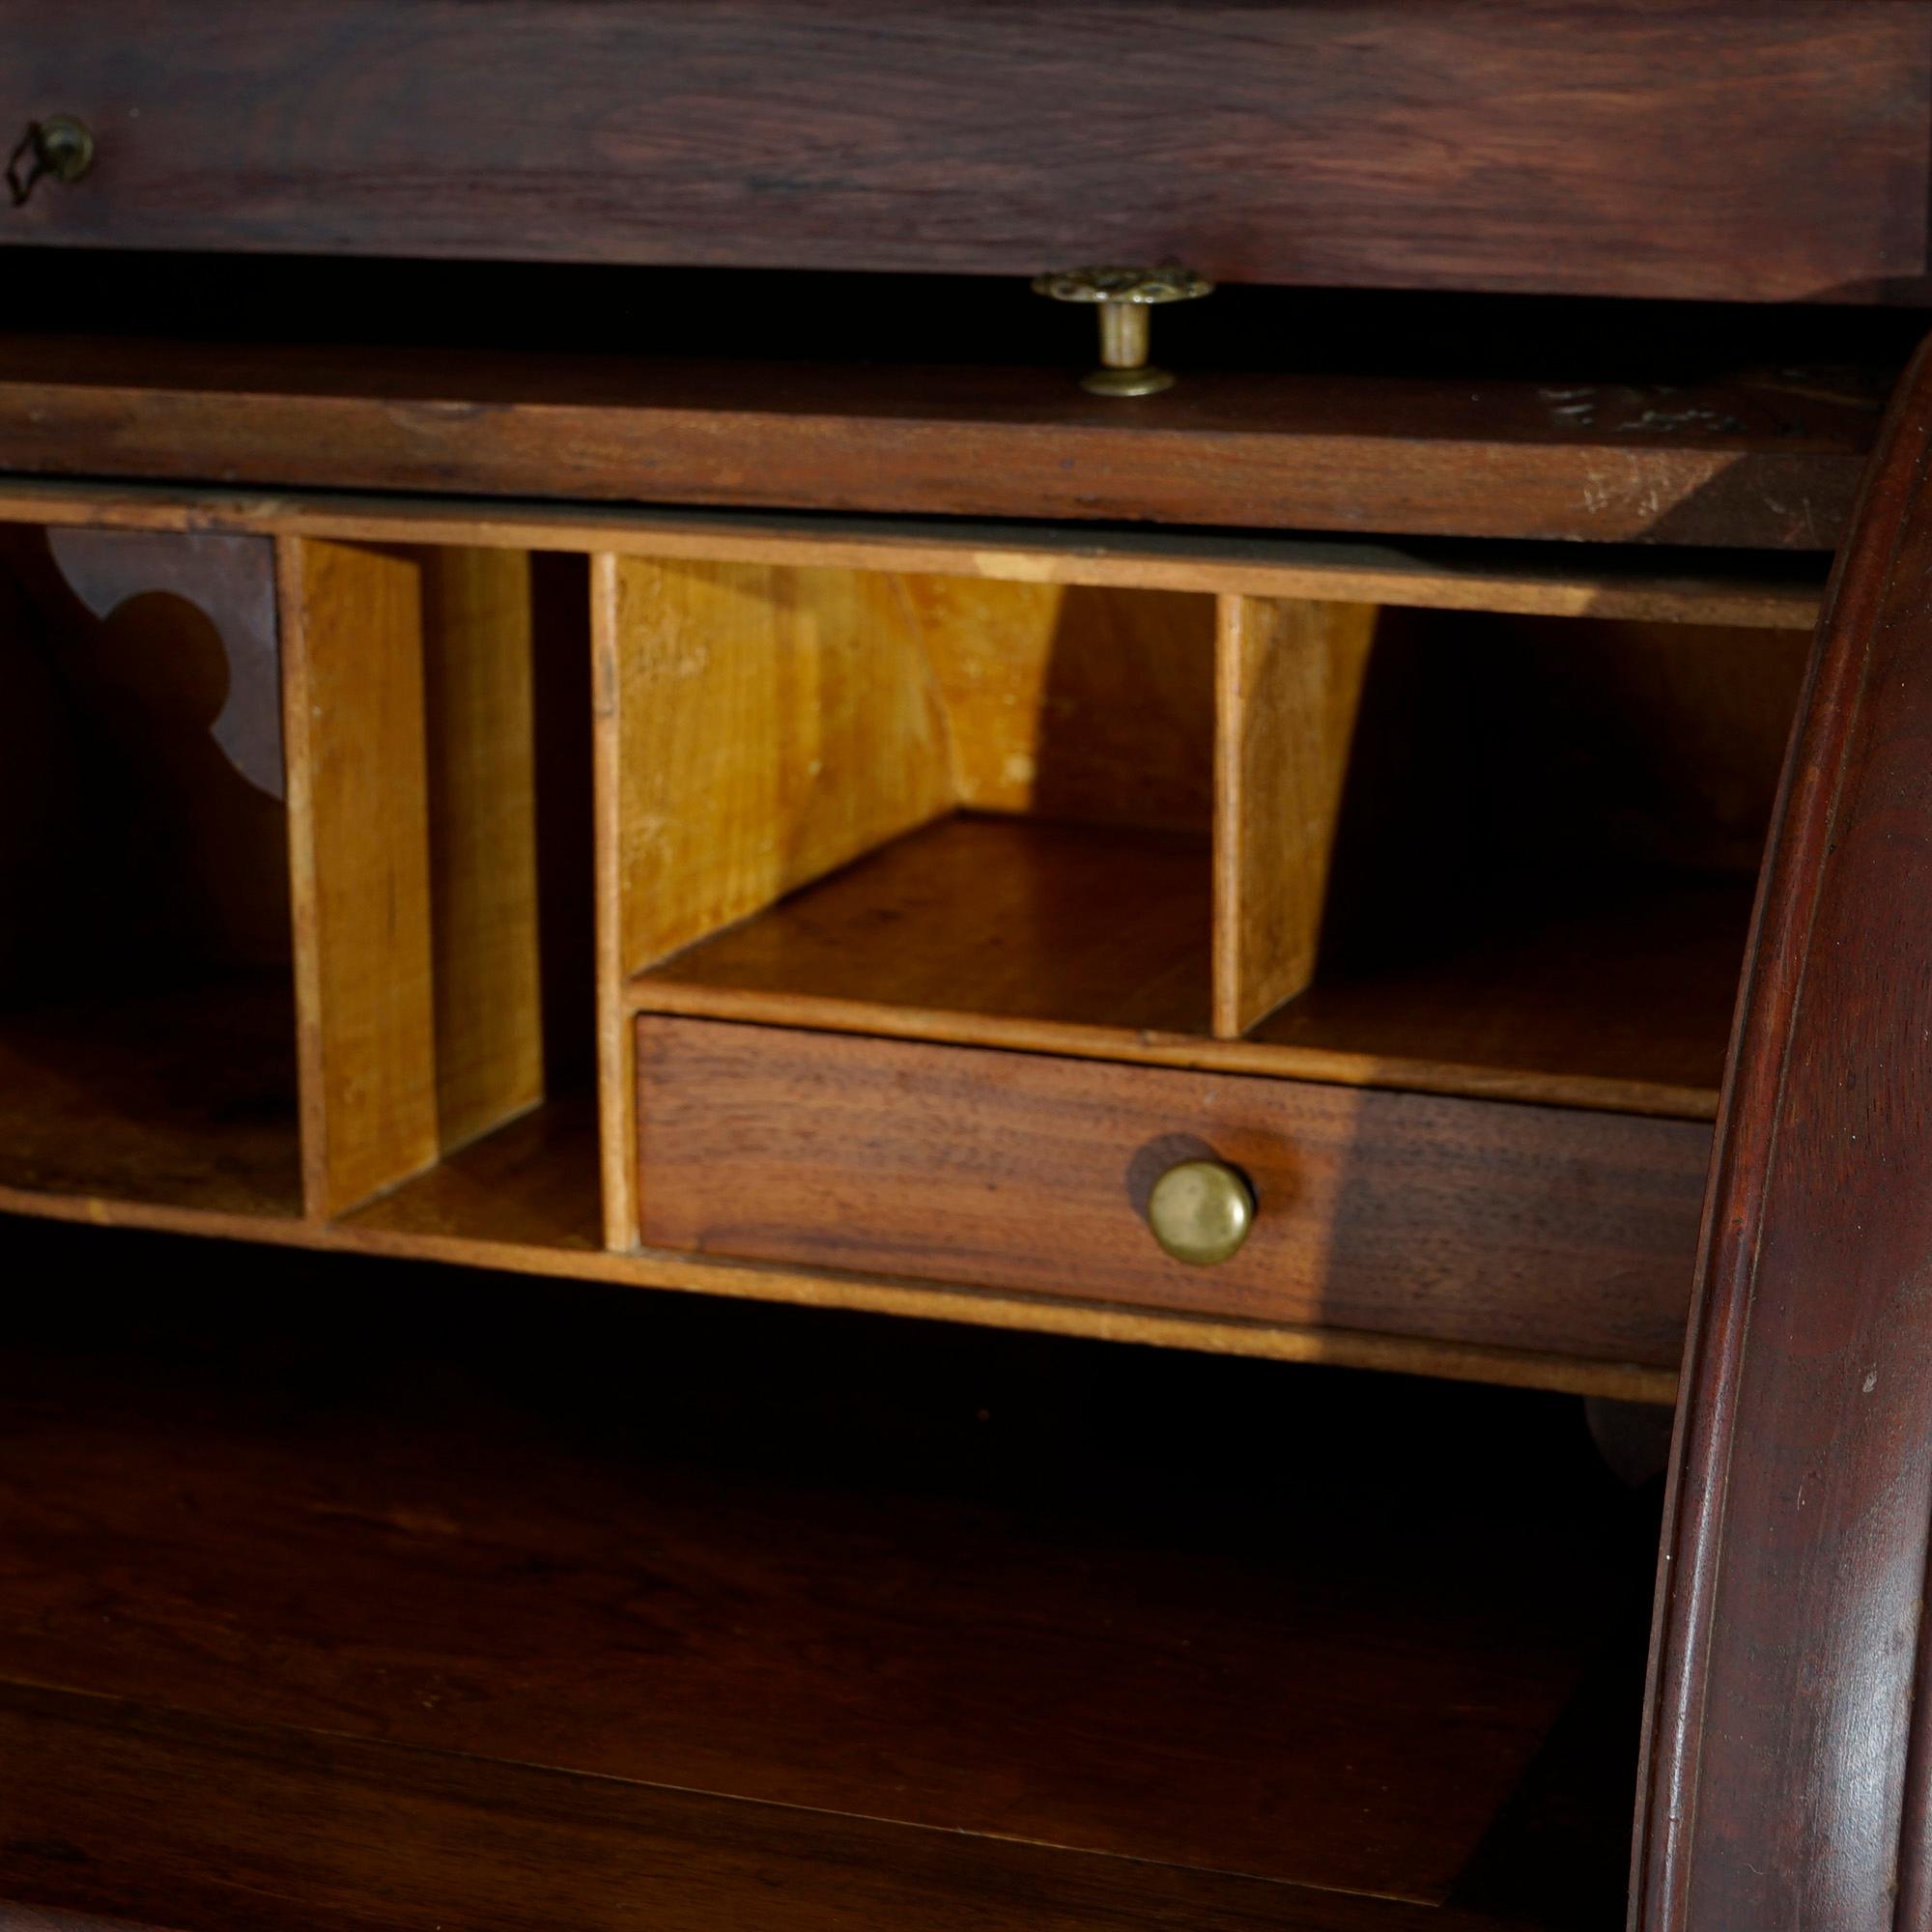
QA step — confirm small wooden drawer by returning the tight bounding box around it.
[636,1014,1708,1369]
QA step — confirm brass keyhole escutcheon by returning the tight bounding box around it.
[1033,264,1213,397]
[8,115,95,209]
[1146,1158,1255,1266]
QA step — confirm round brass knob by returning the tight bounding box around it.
[7,115,95,208]
[1033,264,1213,397]
[1146,1158,1255,1266]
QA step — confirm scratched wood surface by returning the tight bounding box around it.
[0,336,1882,548]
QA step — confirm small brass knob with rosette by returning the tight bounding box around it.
[1033,265,1213,397]
[1146,1158,1255,1266]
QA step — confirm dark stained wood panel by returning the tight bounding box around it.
[3,2,1927,303]
[0,337,1879,548]
[1249,876,1755,1114]
[1636,336,1932,1927]
[0,1238,1646,1913]
[40,526,283,800]
[0,522,292,982]
[0,976,301,1218]
[634,1014,1706,1366]
[0,1685,1526,1932]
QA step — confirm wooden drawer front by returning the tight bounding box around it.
[6,2,1927,303]
[636,1016,1706,1367]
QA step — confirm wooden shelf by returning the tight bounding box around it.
[0,478,1831,630]
[0,972,302,1218]
[339,1093,603,1251]
[0,329,1881,549]
[0,1226,1650,1929]
[637,815,1212,1037]
[1248,869,1754,1115]
[635,813,1747,1118]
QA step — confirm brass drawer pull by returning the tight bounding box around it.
[8,114,95,207]
[1146,1158,1255,1266]
[1034,264,1212,397]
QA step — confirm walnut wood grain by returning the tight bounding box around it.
[0,338,1878,548]
[1244,873,1756,1120]
[634,1014,1705,1367]
[0,1905,179,1932]
[0,1239,1647,1917]
[0,1682,1542,1932]
[633,814,1750,1120]
[1635,334,1932,1927]
[639,816,1212,1040]
[3,1,1926,302]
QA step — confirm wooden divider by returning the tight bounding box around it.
[591,553,639,1250]
[607,557,955,979]
[594,555,960,1247]
[1213,595,1378,1037]
[281,538,567,1220]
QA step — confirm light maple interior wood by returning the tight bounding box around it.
[0,525,302,1215]
[599,557,1222,1247]
[630,581,1808,1119]
[0,502,1808,1402]
[282,537,596,1232]
[607,558,1217,980]
[1215,593,1379,1036]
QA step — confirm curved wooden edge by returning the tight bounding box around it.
[1634,329,1932,1929]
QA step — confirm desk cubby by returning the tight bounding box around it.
[606,559,1220,1037]
[613,560,1801,1375]
[278,536,599,1247]
[0,487,1826,1400]
[0,524,301,1217]
[625,582,1803,1121]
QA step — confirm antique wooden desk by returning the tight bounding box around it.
[2,6,1930,1929]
